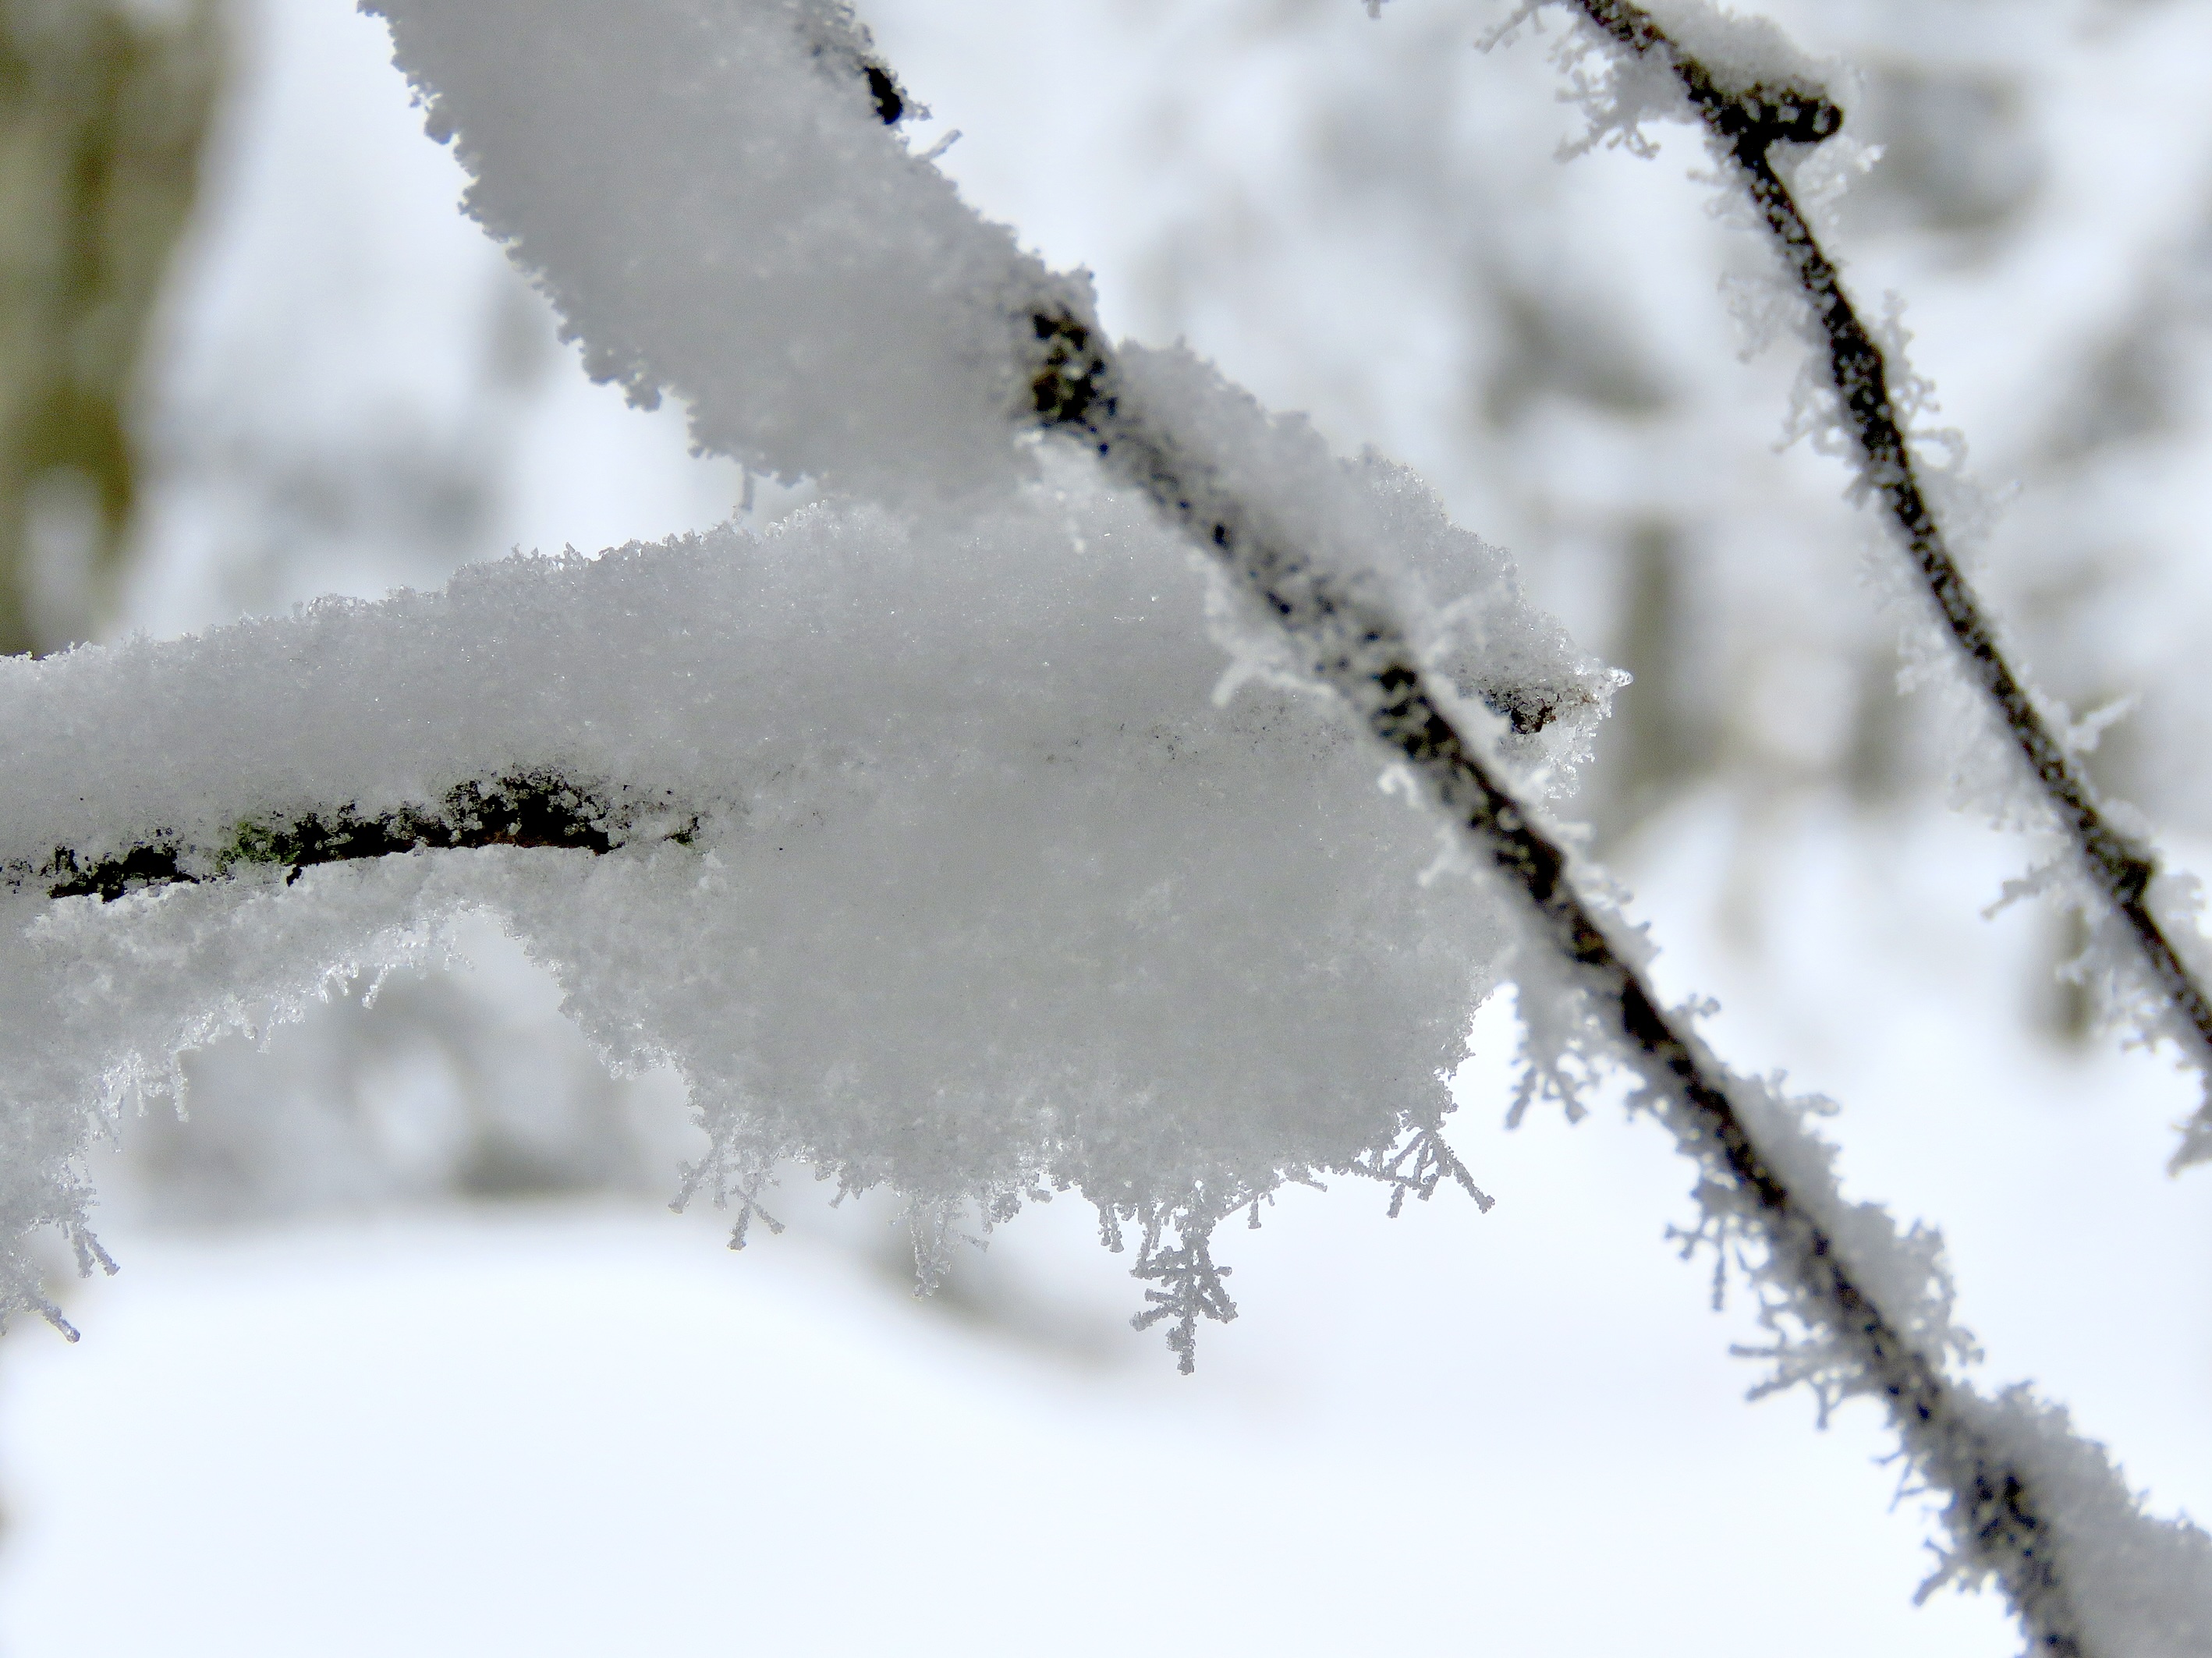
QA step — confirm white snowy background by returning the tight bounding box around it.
[3,0,2211,1653]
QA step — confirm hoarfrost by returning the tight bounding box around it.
[1505,0,2212,1170]
[1664,1058,2212,1654]
[0,464,1543,1355]
[1484,0,1842,164]
[366,0,1087,508]
[11,0,2207,1637]
[1940,1387,2212,1658]
[1107,339,1618,792]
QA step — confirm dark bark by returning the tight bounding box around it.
[1562,0,2212,1169]
[1028,292,2091,1649]
[12,771,687,903]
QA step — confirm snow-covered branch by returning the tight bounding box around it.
[1030,293,2212,1653]
[6,1,2209,1646]
[1537,0,2212,1168]
[0,472,1549,1355]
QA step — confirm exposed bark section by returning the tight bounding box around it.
[1030,306,2091,1651]
[1562,0,2212,1170]
[12,771,692,903]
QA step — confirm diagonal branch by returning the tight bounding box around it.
[1552,0,2212,1167]
[1029,306,2095,1653]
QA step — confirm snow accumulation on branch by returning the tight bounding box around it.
[1517,0,2212,1172]
[1030,300,2212,1652]
[2,0,2208,1646]
[0,473,1567,1355]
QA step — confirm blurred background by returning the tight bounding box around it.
[1,0,2210,1651]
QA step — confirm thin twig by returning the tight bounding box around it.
[1026,306,2090,1652]
[1555,0,2212,1166]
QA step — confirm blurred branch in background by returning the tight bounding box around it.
[0,0,219,654]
